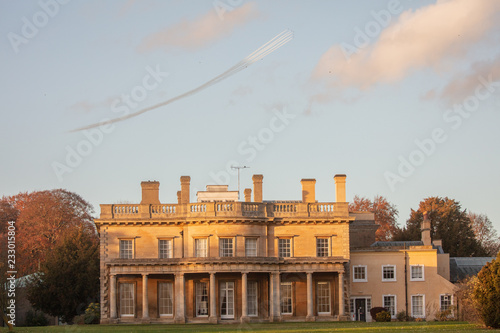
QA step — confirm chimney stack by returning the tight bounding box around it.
[244,188,252,202]
[252,175,263,202]
[140,181,160,204]
[180,176,190,204]
[334,174,346,202]
[301,179,316,203]
[421,211,432,246]
[177,191,182,204]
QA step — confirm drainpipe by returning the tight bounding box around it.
[180,231,184,258]
[404,244,408,321]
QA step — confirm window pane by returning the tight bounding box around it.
[412,295,424,316]
[245,238,258,257]
[278,239,291,257]
[317,282,331,314]
[411,266,423,280]
[441,295,452,311]
[219,238,233,257]
[158,282,173,315]
[195,238,207,258]
[383,295,395,316]
[120,240,133,259]
[354,266,366,281]
[383,266,395,280]
[159,239,172,259]
[195,282,208,316]
[280,283,292,314]
[247,281,258,316]
[316,238,329,257]
[120,283,134,316]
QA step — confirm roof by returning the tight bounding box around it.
[449,257,495,283]
[371,241,424,247]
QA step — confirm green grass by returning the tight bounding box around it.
[1,321,496,333]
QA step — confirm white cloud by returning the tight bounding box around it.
[137,2,260,52]
[310,0,500,104]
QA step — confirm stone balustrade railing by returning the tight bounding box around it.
[101,201,349,219]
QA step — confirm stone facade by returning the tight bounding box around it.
[95,174,353,324]
[95,174,458,324]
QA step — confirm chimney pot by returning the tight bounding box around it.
[244,188,252,202]
[421,211,432,246]
[334,174,347,202]
[180,176,191,204]
[252,174,263,202]
[301,179,316,203]
[140,181,160,204]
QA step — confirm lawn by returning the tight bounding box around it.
[1,321,496,333]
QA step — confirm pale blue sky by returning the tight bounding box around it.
[1,0,499,232]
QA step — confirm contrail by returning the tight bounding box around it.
[70,29,294,132]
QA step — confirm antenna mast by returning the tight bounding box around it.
[231,165,249,200]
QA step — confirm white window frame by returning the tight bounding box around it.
[119,239,134,259]
[195,281,209,317]
[219,237,234,257]
[353,265,367,282]
[411,294,425,318]
[382,295,397,318]
[316,237,330,257]
[382,265,396,282]
[245,237,258,257]
[119,282,135,317]
[278,238,292,258]
[280,282,293,315]
[440,294,453,311]
[220,281,235,319]
[158,282,174,316]
[247,281,258,316]
[317,281,331,315]
[194,238,208,258]
[158,238,173,259]
[410,265,425,281]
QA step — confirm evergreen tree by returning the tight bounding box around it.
[473,253,500,328]
[26,227,99,323]
[393,197,487,257]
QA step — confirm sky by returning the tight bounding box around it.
[1,0,500,233]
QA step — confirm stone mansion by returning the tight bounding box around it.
[95,174,456,324]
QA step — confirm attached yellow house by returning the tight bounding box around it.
[350,214,456,321]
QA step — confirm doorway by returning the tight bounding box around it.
[220,281,235,319]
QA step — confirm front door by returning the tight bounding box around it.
[355,298,366,322]
[220,281,234,319]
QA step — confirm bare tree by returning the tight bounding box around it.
[468,212,500,256]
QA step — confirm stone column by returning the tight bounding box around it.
[269,272,275,320]
[110,274,117,319]
[270,272,281,322]
[209,273,217,323]
[175,273,186,323]
[241,272,248,322]
[339,272,345,316]
[142,274,149,320]
[306,272,314,321]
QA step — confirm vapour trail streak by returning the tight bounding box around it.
[70,29,294,132]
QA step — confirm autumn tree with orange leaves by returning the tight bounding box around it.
[349,195,399,241]
[0,189,95,277]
